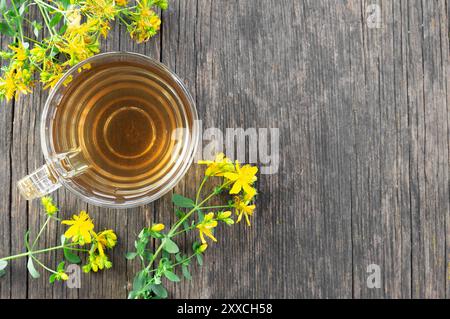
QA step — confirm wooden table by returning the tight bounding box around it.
[0,0,449,299]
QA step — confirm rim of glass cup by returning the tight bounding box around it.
[40,52,200,209]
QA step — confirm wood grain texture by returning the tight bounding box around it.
[0,0,449,299]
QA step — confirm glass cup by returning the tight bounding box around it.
[17,52,199,208]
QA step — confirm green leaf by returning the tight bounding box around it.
[56,261,65,272]
[0,269,5,278]
[172,194,195,208]
[163,238,179,254]
[192,241,201,251]
[150,284,168,298]
[27,258,40,279]
[59,0,71,9]
[64,249,81,264]
[132,270,147,291]
[49,273,57,284]
[58,23,67,35]
[143,251,154,262]
[182,265,192,280]
[0,0,6,11]
[0,22,14,37]
[0,260,7,271]
[136,237,149,255]
[31,21,42,38]
[149,230,164,239]
[125,252,138,260]
[164,270,180,282]
[196,253,203,266]
[162,250,170,259]
[153,275,161,285]
[18,2,26,15]
[197,210,204,221]
[175,253,182,263]
[61,236,81,263]
[49,13,63,28]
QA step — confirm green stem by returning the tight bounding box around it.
[143,181,232,272]
[0,243,77,262]
[10,0,24,42]
[118,15,130,27]
[30,255,58,274]
[144,194,212,271]
[23,36,41,44]
[33,0,64,13]
[197,205,231,210]
[35,1,56,37]
[31,216,51,250]
[195,176,208,204]
[65,247,89,253]
[172,181,231,235]
[171,225,196,238]
[171,254,196,268]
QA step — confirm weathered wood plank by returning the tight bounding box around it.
[351,0,412,298]
[409,0,449,298]
[0,34,13,299]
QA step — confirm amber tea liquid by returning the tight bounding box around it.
[51,59,192,203]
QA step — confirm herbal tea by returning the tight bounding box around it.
[51,58,193,203]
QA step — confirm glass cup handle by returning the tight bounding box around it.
[17,149,88,200]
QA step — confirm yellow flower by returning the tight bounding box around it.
[129,6,161,43]
[50,262,69,283]
[198,243,208,253]
[93,230,117,255]
[29,45,46,63]
[154,0,169,10]
[217,210,234,225]
[224,162,258,196]
[198,153,235,177]
[151,223,165,232]
[234,196,256,226]
[83,253,112,273]
[62,211,95,245]
[116,0,128,6]
[217,211,232,219]
[60,273,69,281]
[40,61,73,89]
[41,196,58,216]
[196,213,218,244]
[0,71,17,101]
[66,8,82,31]
[8,43,27,65]
[0,67,33,101]
[85,0,118,20]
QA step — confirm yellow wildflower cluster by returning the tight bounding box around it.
[61,211,117,273]
[0,43,33,101]
[128,1,162,43]
[0,0,168,101]
[199,153,258,227]
[127,153,258,299]
[41,196,58,216]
